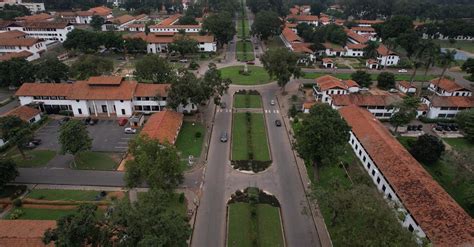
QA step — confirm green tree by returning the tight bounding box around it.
[294,104,350,179]
[351,70,372,88]
[35,57,69,83]
[377,72,395,89]
[0,58,36,87]
[0,116,33,159]
[58,120,92,166]
[390,96,419,132]
[168,35,199,58]
[203,11,236,47]
[90,15,105,31]
[456,109,474,143]
[251,10,282,40]
[363,41,380,59]
[261,48,302,91]
[461,58,474,81]
[134,54,175,83]
[0,159,18,191]
[409,134,445,165]
[70,55,114,80]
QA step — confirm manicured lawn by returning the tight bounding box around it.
[236,40,255,61]
[232,113,270,161]
[433,40,474,53]
[175,121,205,158]
[7,208,77,220]
[303,72,437,82]
[74,151,118,170]
[4,149,56,168]
[27,189,102,201]
[220,66,272,85]
[227,202,284,247]
[234,94,262,108]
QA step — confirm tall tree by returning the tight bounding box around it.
[409,134,445,165]
[125,135,183,190]
[70,55,114,80]
[58,120,92,166]
[202,11,236,47]
[0,116,33,159]
[251,10,282,40]
[134,54,175,83]
[390,96,420,132]
[168,36,199,58]
[35,57,69,83]
[363,41,379,59]
[377,72,395,89]
[90,15,105,31]
[0,159,18,191]
[261,48,302,91]
[294,104,350,179]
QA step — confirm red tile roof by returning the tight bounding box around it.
[141,111,183,144]
[0,220,56,247]
[429,96,474,108]
[2,105,40,122]
[339,105,474,246]
[316,75,359,91]
[332,93,401,106]
[430,77,467,92]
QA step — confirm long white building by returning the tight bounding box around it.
[339,105,474,246]
[15,76,198,117]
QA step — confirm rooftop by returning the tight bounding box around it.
[339,105,474,246]
[141,110,183,144]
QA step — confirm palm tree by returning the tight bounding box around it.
[437,49,457,83]
[363,41,379,59]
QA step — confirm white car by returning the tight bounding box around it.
[124,127,137,134]
[398,69,408,73]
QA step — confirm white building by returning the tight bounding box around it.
[421,96,474,119]
[3,22,74,43]
[428,77,472,97]
[339,105,474,246]
[331,93,401,119]
[0,30,47,60]
[128,32,216,54]
[312,75,359,103]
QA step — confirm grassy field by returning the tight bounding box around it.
[433,40,474,53]
[3,149,56,168]
[227,202,284,247]
[6,208,77,220]
[232,113,270,161]
[74,151,118,170]
[303,72,437,82]
[236,40,255,61]
[27,189,102,201]
[220,66,272,85]
[234,94,262,108]
[175,121,205,159]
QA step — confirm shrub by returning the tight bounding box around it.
[195,131,202,138]
[12,198,22,208]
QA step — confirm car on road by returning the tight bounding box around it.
[220,132,228,142]
[118,118,128,126]
[398,69,408,73]
[270,100,275,105]
[124,127,136,134]
[275,120,282,127]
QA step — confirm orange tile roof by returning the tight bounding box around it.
[332,94,401,106]
[2,105,40,122]
[141,110,183,144]
[316,75,359,91]
[429,96,474,108]
[135,83,170,97]
[0,51,32,61]
[430,77,467,92]
[281,27,302,43]
[0,38,40,46]
[0,30,27,39]
[339,105,474,246]
[0,220,56,247]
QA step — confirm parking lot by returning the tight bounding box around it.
[35,119,135,153]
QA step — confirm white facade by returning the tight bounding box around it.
[348,131,427,239]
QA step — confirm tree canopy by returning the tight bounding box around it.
[409,134,445,165]
[134,54,175,83]
[261,48,302,90]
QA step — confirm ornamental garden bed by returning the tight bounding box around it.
[227,187,284,247]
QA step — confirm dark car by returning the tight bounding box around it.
[275,120,282,127]
[220,132,228,142]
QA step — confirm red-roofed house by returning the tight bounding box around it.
[313,75,360,103]
[339,105,474,245]
[428,77,472,97]
[141,110,183,144]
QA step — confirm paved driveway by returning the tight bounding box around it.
[35,118,134,153]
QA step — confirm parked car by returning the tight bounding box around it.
[118,118,128,126]
[124,127,136,134]
[59,117,70,125]
[275,120,282,127]
[270,100,275,105]
[220,132,228,142]
[398,69,408,73]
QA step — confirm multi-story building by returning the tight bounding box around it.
[15,76,198,117]
[428,77,472,97]
[339,105,474,246]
